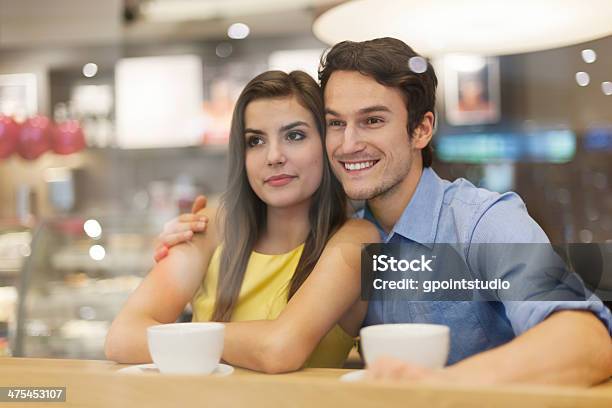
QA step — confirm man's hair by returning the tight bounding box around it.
[319,37,438,167]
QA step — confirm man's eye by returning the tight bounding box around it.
[247,136,264,147]
[366,117,383,125]
[286,131,305,141]
[327,120,344,127]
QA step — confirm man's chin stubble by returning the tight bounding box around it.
[345,178,403,202]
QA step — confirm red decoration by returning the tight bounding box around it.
[17,116,53,160]
[52,120,86,155]
[0,115,20,159]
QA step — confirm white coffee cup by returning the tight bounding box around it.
[360,323,450,369]
[147,322,224,374]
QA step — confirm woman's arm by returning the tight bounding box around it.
[104,208,219,363]
[221,219,380,373]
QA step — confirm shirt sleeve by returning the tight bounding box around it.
[503,298,612,337]
[466,192,612,337]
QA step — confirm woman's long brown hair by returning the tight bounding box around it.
[211,70,347,322]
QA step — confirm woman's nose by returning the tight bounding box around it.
[266,142,286,166]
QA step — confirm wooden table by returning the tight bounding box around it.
[1,357,611,407]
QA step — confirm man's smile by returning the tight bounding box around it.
[339,159,380,173]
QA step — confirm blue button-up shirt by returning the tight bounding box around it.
[358,167,612,365]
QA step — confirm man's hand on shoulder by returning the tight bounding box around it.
[153,195,208,262]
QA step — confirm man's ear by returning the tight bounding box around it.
[412,112,435,149]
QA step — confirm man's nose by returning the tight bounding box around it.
[339,124,365,155]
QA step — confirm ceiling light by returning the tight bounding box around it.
[83,219,102,239]
[141,0,316,22]
[575,72,590,87]
[602,81,612,96]
[82,63,98,78]
[313,0,612,56]
[89,245,106,261]
[408,56,428,73]
[581,49,597,63]
[228,23,250,40]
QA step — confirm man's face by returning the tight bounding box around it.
[324,70,417,201]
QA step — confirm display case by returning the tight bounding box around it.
[12,214,170,359]
[0,224,31,286]
[0,222,31,356]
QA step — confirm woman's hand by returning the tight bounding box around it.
[153,195,208,262]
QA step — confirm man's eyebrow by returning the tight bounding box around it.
[279,121,309,132]
[325,106,392,116]
[358,105,392,114]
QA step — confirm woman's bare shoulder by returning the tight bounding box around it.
[331,218,381,244]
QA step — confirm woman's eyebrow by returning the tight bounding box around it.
[244,128,265,135]
[279,121,309,132]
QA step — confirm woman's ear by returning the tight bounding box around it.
[412,111,435,149]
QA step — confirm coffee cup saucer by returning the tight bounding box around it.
[117,363,234,376]
[339,370,366,382]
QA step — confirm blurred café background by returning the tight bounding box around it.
[0,0,610,360]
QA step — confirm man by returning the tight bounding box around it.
[155,38,612,385]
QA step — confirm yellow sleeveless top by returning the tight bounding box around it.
[191,244,355,368]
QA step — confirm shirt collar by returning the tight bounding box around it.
[363,167,445,248]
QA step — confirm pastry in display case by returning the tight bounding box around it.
[13,215,163,359]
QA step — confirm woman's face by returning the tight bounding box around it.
[244,95,324,210]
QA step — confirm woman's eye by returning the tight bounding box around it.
[247,136,264,147]
[286,131,305,141]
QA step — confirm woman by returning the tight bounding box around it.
[104,70,380,373]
